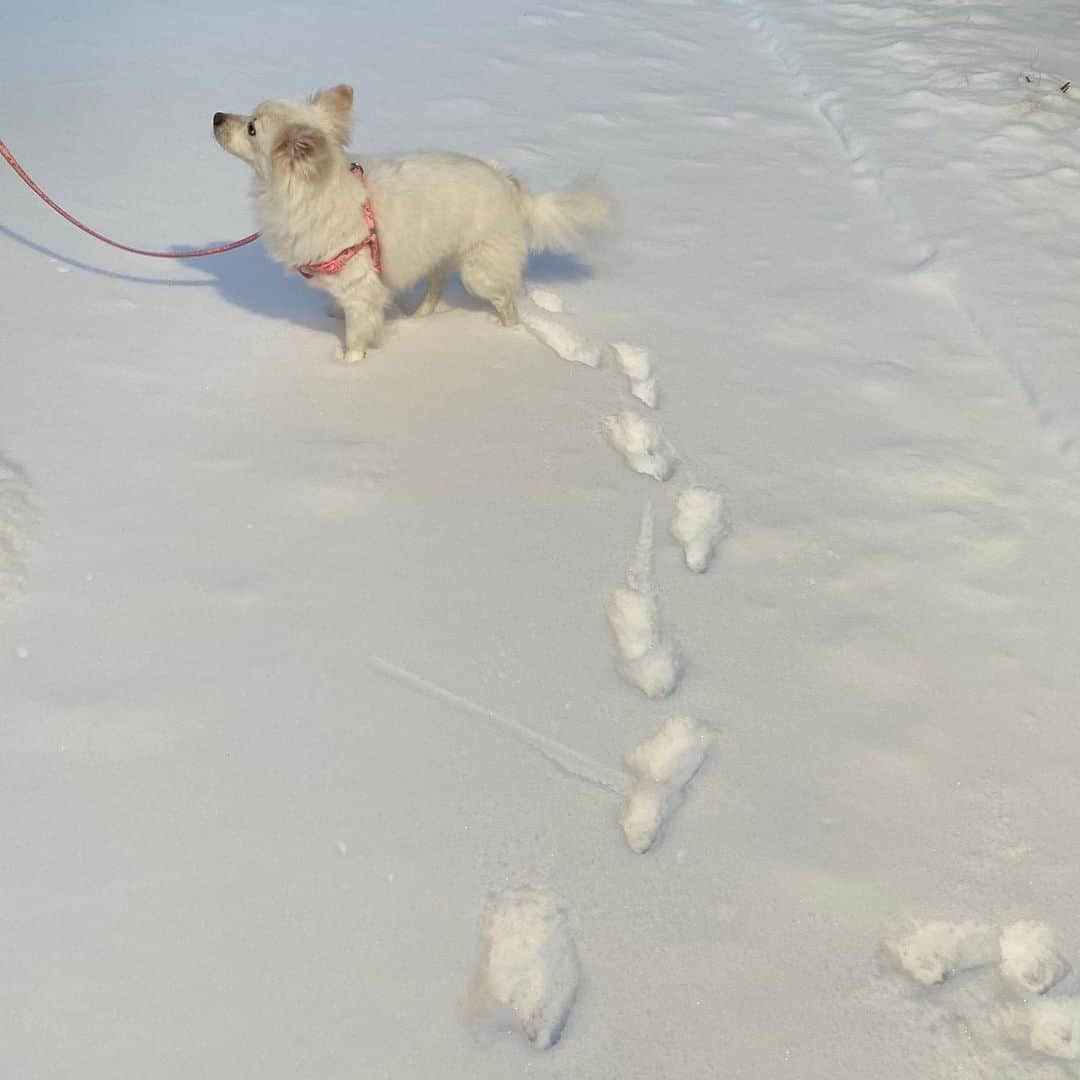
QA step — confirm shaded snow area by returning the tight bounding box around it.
[4,0,1080,1076]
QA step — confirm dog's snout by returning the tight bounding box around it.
[213,112,226,128]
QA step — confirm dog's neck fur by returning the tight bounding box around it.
[252,153,368,269]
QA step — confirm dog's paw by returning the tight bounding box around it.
[334,343,366,364]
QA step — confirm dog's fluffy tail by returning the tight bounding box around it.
[512,176,616,254]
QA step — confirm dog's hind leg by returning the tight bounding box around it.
[493,296,520,328]
[458,236,525,328]
[414,265,449,317]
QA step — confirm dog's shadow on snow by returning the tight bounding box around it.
[1,225,595,332]
[197,245,595,328]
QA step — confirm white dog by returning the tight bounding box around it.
[213,85,615,363]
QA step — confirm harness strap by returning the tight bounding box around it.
[296,163,381,278]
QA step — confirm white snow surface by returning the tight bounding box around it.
[6,0,1080,1076]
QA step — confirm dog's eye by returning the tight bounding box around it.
[247,121,257,137]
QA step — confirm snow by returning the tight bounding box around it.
[518,299,602,366]
[620,717,710,854]
[1025,998,1080,1060]
[1000,921,1069,996]
[889,921,999,987]
[670,486,725,573]
[610,340,659,408]
[606,503,682,699]
[0,455,33,613]
[5,0,1080,1075]
[601,410,676,481]
[474,885,580,1050]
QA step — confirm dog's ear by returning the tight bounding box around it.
[308,84,354,145]
[272,124,331,179]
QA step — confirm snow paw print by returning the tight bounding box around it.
[602,410,676,481]
[470,885,580,1050]
[888,919,1080,1064]
[620,716,710,853]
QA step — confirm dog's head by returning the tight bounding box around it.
[212,85,354,181]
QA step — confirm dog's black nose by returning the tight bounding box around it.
[213,112,226,128]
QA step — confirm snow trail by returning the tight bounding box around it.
[474,885,580,1049]
[371,656,631,797]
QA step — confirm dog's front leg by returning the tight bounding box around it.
[333,275,390,364]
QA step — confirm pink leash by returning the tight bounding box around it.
[0,136,261,258]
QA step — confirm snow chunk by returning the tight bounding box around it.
[607,586,681,699]
[1025,998,1080,1060]
[602,411,676,481]
[1000,921,1068,995]
[0,455,33,612]
[478,886,580,1050]
[620,717,710,853]
[526,288,564,313]
[610,341,659,408]
[671,487,726,573]
[519,306,600,366]
[889,921,999,986]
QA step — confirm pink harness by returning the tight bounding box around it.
[296,163,382,279]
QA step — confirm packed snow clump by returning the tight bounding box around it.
[1000,921,1068,995]
[889,921,999,986]
[477,885,580,1050]
[606,586,681,699]
[519,306,601,367]
[671,487,725,573]
[526,288,564,313]
[620,717,710,853]
[1006,997,1080,1060]
[602,411,676,481]
[610,341,659,408]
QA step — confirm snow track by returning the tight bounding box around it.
[0,454,33,615]
[6,0,1080,1077]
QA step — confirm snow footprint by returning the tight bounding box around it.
[888,920,1000,985]
[609,341,659,408]
[602,411,676,481]
[526,287,565,313]
[472,885,580,1049]
[607,503,681,698]
[889,919,1078,1063]
[0,453,34,614]
[518,295,602,367]
[671,487,726,573]
[620,717,710,853]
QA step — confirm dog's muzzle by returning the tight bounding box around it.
[213,112,226,129]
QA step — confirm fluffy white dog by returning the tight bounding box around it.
[213,85,615,363]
